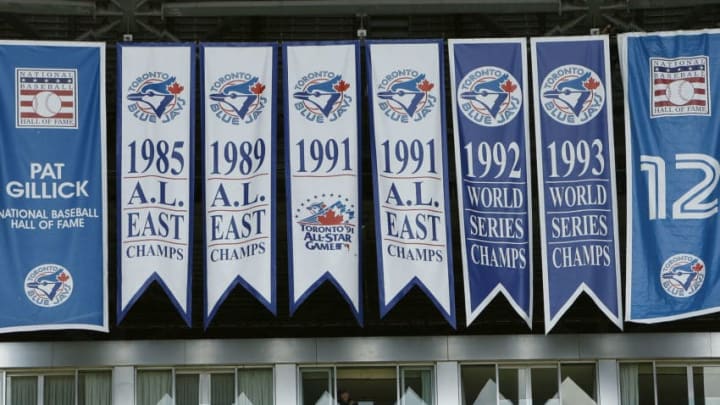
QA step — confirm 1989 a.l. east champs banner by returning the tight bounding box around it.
[118,44,194,325]
[621,30,720,323]
[531,36,622,333]
[202,43,277,326]
[284,42,362,323]
[367,40,455,327]
[0,41,107,332]
[449,38,533,327]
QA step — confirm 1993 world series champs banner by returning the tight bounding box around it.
[0,41,107,332]
[621,30,720,323]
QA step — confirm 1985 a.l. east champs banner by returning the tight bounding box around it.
[118,44,194,325]
[0,41,107,332]
[621,30,720,323]
[449,38,533,327]
[202,43,277,326]
[284,42,362,323]
[531,36,622,333]
[367,40,455,327]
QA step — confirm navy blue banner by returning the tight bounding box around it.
[449,38,533,327]
[531,36,622,332]
[621,30,720,323]
[0,41,107,332]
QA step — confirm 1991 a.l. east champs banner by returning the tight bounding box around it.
[118,44,194,325]
[284,42,362,323]
[202,43,277,326]
[531,36,622,332]
[367,40,455,327]
[621,30,720,323]
[0,41,107,332]
[449,38,533,327]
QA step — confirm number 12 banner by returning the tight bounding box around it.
[367,40,456,327]
[531,36,622,333]
[621,30,720,323]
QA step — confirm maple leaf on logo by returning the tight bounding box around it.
[57,272,69,283]
[583,77,600,90]
[318,210,344,225]
[250,82,266,95]
[418,79,434,92]
[693,263,704,272]
[501,80,517,93]
[167,82,184,95]
[334,80,350,92]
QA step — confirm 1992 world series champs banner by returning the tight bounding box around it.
[621,30,720,323]
[0,41,107,332]
[118,44,194,325]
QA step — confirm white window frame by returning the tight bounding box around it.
[5,368,111,405]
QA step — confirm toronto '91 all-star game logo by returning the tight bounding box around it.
[458,66,522,127]
[660,254,705,298]
[293,71,351,123]
[295,194,355,251]
[650,56,710,118]
[24,263,73,308]
[540,64,605,126]
[209,72,267,125]
[127,72,186,123]
[377,69,437,123]
[16,68,78,129]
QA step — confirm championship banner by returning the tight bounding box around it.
[0,41,107,332]
[531,36,622,333]
[367,40,456,327]
[201,43,277,326]
[283,42,362,323]
[448,38,533,327]
[118,44,194,325]
[620,30,720,323]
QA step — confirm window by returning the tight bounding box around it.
[621,362,720,405]
[6,370,111,405]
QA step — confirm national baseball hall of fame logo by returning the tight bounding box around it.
[293,71,351,123]
[457,66,522,127]
[650,56,710,118]
[24,263,74,308]
[660,254,706,298]
[540,64,605,126]
[208,71,267,125]
[376,69,437,123]
[16,68,78,129]
[126,71,186,124]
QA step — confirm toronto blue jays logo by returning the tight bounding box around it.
[377,69,437,123]
[540,64,605,126]
[660,254,705,298]
[209,72,267,125]
[295,194,356,251]
[127,72,186,123]
[24,264,73,307]
[293,72,352,123]
[458,66,522,127]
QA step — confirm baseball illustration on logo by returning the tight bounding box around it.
[458,66,522,127]
[377,69,437,123]
[24,264,74,307]
[16,68,78,128]
[540,64,605,126]
[295,194,356,252]
[209,72,267,124]
[660,254,705,298]
[651,56,710,117]
[127,72,186,123]
[293,72,351,122]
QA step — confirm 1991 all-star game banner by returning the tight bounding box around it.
[0,41,107,332]
[448,38,533,327]
[283,42,362,323]
[531,36,622,333]
[620,30,720,323]
[118,44,194,325]
[367,40,455,327]
[202,44,277,326]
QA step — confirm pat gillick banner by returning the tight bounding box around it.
[531,36,622,333]
[0,41,108,332]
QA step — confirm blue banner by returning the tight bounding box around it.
[449,38,533,327]
[0,41,107,332]
[531,36,622,333]
[621,30,720,323]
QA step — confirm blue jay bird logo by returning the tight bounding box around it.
[377,73,435,117]
[660,254,705,298]
[458,66,522,127]
[24,264,74,307]
[293,74,350,119]
[209,76,266,121]
[540,64,604,126]
[127,74,185,122]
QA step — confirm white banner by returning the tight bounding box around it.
[202,44,276,326]
[367,40,456,327]
[118,44,194,325]
[283,42,362,323]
